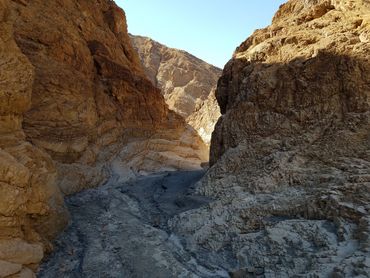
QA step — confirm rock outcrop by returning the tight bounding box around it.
[0,0,68,276]
[0,0,208,276]
[10,0,208,195]
[131,35,222,145]
[170,0,370,276]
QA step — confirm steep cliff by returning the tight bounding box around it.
[0,1,68,276]
[0,0,208,276]
[170,0,370,276]
[10,0,208,195]
[130,35,222,145]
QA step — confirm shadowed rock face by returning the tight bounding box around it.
[0,0,207,276]
[10,0,208,194]
[130,35,222,145]
[170,0,370,276]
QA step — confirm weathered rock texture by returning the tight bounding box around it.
[0,0,208,276]
[10,0,208,195]
[131,35,222,145]
[0,0,68,276]
[170,0,370,276]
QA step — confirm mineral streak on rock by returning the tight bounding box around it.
[170,0,370,276]
[131,35,222,145]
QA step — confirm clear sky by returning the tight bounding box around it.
[116,1,287,68]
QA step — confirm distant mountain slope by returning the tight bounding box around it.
[130,35,222,145]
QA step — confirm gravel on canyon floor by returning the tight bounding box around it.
[38,171,233,278]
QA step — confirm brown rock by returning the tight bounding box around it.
[0,240,43,265]
[206,0,370,217]
[0,1,68,275]
[0,260,22,277]
[209,0,370,186]
[7,268,35,278]
[170,0,370,276]
[9,0,207,194]
[131,35,222,145]
[1,0,207,275]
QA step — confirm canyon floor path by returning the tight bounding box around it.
[38,171,232,278]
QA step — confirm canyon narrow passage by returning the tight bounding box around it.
[37,171,231,278]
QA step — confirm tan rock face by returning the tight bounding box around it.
[0,239,43,265]
[130,35,222,145]
[211,0,370,166]
[9,0,207,194]
[1,0,208,275]
[187,89,220,144]
[0,0,68,275]
[170,0,370,276]
[0,260,22,278]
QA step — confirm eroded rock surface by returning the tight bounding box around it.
[0,0,68,276]
[169,0,370,277]
[131,35,222,145]
[9,0,208,195]
[0,0,208,276]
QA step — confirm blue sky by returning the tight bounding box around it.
[117,1,287,68]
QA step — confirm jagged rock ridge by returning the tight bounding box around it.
[0,0,208,276]
[130,35,222,145]
[170,0,370,277]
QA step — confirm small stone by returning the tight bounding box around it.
[0,260,22,277]
[0,239,43,265]
[8,267,36,278]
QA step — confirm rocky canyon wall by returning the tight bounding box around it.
[170,0,370,276]
[11,0,208,195]
[0,1,68,276]
[0,0,208,276]
[130,35,222,145]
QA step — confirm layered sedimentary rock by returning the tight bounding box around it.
[131,35,222,144]
[10,0,208,195]
[0,0,208,276]
[0,1,68,276]
[170,0,370,276]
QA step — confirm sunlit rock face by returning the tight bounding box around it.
[130,35,222,145]
[10,0,208,195]
[0,0,68,276]
[170,0,370,276]
[0,0,208,275]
